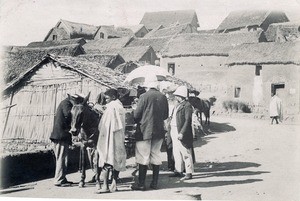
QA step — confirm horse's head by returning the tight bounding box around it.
[68,92,91,136]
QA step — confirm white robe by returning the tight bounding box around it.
[97,100,126,171]
[269,95,283,121]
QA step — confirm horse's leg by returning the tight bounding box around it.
[79,146,86,188]
[94,150,101,190]
[199,111,203,125]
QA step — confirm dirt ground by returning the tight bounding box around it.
[2,115,300,200]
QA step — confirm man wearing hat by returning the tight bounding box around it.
[131,73,169,190]
[169,85,194,180]
[50,93,84,187]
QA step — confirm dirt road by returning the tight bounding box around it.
[2,116,300,200]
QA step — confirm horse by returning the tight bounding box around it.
[188,96,216,125]
[69,92,102,188]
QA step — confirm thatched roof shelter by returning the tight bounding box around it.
[94,26,134,39]
[216,10,289,32]
[265,21,300,42]
[44,19,99,40]
[145,23,197,38]
[140,10,199,31]
[3,54,127,96]
[226,41,300,66]
[114,61,139,74]
[121,24,149,35]
[2,44,85,84]
[126,36,173,54]
[83,37,133,53]
[27,38,86,48]
[161,31,264,58]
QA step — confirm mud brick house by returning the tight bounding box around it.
[226,41,300,115]
[140,10,199,31]
[160,31,265,92]
[44,19,98,41]
[216,10,289,33]
[2,54,126,142]
[265,21,300,42]
[118,24,149,38]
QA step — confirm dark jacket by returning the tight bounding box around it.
[50,98,73,144]
[175,100,193,149]
[134,88,169,141]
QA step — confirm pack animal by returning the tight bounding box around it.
[69,92,102,188]
[188,97,214,125]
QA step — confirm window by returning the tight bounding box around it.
[234,87,241,98]
[255,65,262,76]
[168,63,175,75]
[53,35,57,40]
[271,83,285,95]
[100,32,104,39]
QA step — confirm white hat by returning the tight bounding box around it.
[173,86,188,98]
[143,73,159,88]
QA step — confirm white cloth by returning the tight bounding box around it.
[97,100,126,171]
[269,95,283,121]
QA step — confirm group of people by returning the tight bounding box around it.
[49,73,197,193]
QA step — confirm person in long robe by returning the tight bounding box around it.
[269,92,283,124]
[96,89,126,193]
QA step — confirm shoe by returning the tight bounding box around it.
[54,181,73,187]
[95,188,110,194]
[169,172,184,177]
[180,174,192,181]
[150,182,158,190]
[131,183,146,191]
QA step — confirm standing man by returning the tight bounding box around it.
[131,74,169,191]
[50,94,83,187]
[269,91,283,124]
[169,86,194,180]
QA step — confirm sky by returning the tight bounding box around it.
[0,0,300,46]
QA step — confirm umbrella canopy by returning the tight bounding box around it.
[124,65,171,85]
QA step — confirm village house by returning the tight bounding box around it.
[160,31,265,92]
[93,26,134,39]
[120,24,149,38]
[77,54,125,69]
[2,54,126,142]
[216,10,289,33]
[140,10,199,31]
[27,38,87,48]
[265,21,300,42]
[226,41,300,116]
[43,19,98,41]
[82,37,133,53]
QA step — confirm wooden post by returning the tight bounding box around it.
[3,92,14,135]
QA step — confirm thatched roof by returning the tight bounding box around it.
[145,23,197,38]
[227,41,300,66]
[99,46,157,62]
[27,38,86,48]
[265,21,300,42]
[77,54,125,67]
[44,19,99,40]
[94,26,134,38]
[216,10,289,31]
[121,24,148,34]
[83,37,133,53]
[2,44,85,84]
[126,36,173,53]
[3,54,128,95]
[114,61,139,73]
[140,10,199,30]
[161,31,264,58]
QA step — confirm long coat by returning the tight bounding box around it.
[175,100,193,149]
[134,88,169,141]
[50,98,73,144]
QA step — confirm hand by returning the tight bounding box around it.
[178,133,183,140]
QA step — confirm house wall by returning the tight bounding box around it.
[228,64,300,115]
[135,27,148,38]
[139,48,158,65]
[2,62,108,141]
[160,56,229,98]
